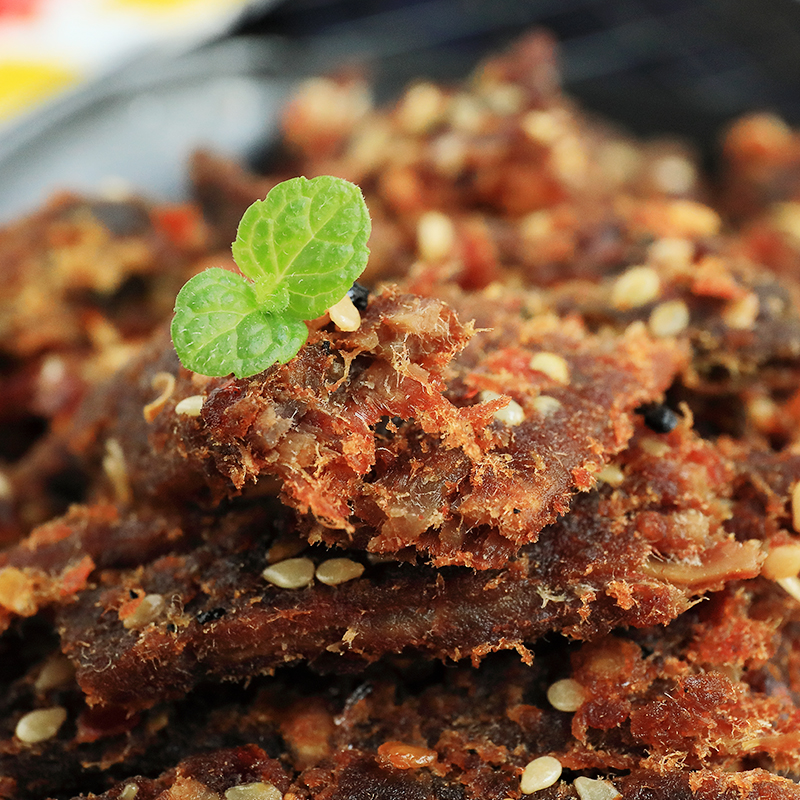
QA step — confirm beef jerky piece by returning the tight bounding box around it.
[0,643,296,800]
[0,193,207,361]
[0,504,195,634]
[0,193,212,544]
[64,287,685,568]
[48,585,800,799]
[56,420,763,711]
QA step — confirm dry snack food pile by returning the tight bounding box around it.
[3,30,800,800]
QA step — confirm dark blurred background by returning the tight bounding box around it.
[237,0,800,148]
[2,0,800,222]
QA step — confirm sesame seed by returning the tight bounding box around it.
[417,211,455,262]
[665,199,721,237]
[34,654,75,693]
[119,784,139,800]
[483,82,524,115]
[481,391,525,426]
[15,706,67,744]
[772,202,800,243]
[521,110,563,145]
[763,544,800,580]
[611,266,661,310]
[398,82,446,134]
[574,777,621,800]
[777,576,800,603]
[175,395,205,417]
[722,292,760,330]
[224,782,283,800]
[0,470,11,501]
[520,210,553,242]
[595,465,625,487]
[520,756,562,794]
[647,237,694,272]
[639,403,679,434]
[529,352,570,384]
[649,299,690,337]
[793,483,800,533]
[449,92,487,134]
[329,294,362,332]
[652,155,696,196]
[122,593,166,630]
[532,395,562,416]
[316,558,365,586]
[546,678,586,712]
[143,372,176,423]
[262,557,315,589]
[102,438,131,504]
[640,438,671,457]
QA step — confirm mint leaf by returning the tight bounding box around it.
[171,268,308,378]
[233,175,371,320]
[172,176,370,379]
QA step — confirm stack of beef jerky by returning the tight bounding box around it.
[2,32,800,800]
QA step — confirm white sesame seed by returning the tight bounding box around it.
[328,294,362,332]
[532,395,562,416]
[417,211,456,262]
[529,352,570,384]
[102,438,131,505]
[483,82,524,115]
[0,470,11,501]
[640,438,671,457]
[772,202,800,243]
[595,465,625,487]
[175,395,205,417]
[316,558,365,586]
[722,292,760,330]
[34,654,75,693]
[777,576,800,603]
[573,777,621,800]
[611,266,661,310]
[520,756,562,794]
[647,237,694,272]
[520,210,553,242]
[143,372,176,423]
[119,784,139,800]
[449,92,487,134]
[521,110,563,145]
[648,300,690,338]
[763,544,800,580]
[546,678,586,712]
[666,199,721,237]
[15,706,67,744]
[481,391,525,426]
[793,483,800,534]
[122,594,166,630]
[398,82,446,134]
[262,557,315,589]
[652,155,697,196]
[224,782,283,800]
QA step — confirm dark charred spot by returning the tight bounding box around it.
[166,623,177,633]
[196,608,227,625]
[348,282,370,312]
[637,403,679,434]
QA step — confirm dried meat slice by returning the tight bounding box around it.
[10,579,800,799]
[61,287,686,568]
[50,419,767,711]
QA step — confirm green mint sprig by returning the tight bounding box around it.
[171,175,371,378]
